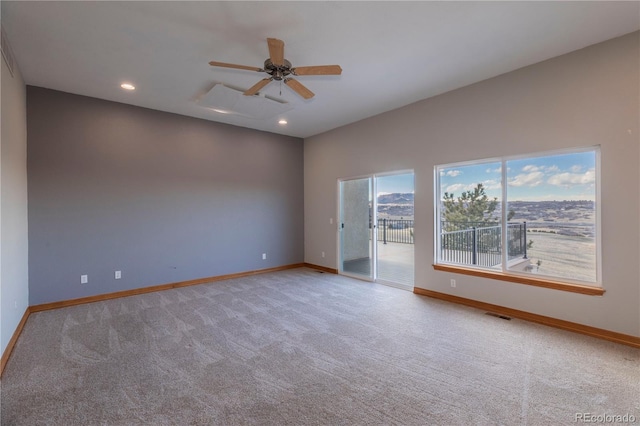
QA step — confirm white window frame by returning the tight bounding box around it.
[434,146,602,295]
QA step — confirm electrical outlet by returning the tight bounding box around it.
[322,251,325,258]
[450,279,456,288]
[115,270,122,279]
[262,253,267,260]
[81,275,88,284]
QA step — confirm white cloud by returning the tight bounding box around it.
[485,166,501,173]
[543,165,560,173]
[444,181,501,198]
[570,165,583,173]
[482,179,501,190]
[445,170,462,177]
[508,171,545,187]
[547,169,595,187]
[444,183,469,194]
[522,165,540,172]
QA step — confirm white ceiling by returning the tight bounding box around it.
[2,1,639,138]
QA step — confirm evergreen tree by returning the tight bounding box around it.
[441,183,528,257]
[442,183,500,230]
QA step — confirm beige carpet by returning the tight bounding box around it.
[1,268,638,425]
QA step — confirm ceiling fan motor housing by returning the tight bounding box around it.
[263,59,293,80]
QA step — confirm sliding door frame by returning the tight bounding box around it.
[337,175,377,281]
[372,169,415,290]
[337,169,415,287]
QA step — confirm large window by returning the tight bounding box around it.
[435,147,600,289]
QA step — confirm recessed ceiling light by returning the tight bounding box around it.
[278,119,288,125]
[120,83,135,91]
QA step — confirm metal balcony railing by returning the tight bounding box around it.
[377,218,414,244]
[440,221,527,267]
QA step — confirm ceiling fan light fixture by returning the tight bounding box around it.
[278,119,287,125]
[120,83,135,91]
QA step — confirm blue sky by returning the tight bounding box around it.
[377,173,414,195]
[439,151,596,201]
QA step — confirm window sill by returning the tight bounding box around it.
[432,264,604,296]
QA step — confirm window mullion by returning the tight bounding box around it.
[501,159,507,272]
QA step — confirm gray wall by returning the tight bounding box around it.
[1,51,29,354]
[27,87,303,305]
[304,32,640,337]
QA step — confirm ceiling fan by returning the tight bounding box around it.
[209,38,342,100]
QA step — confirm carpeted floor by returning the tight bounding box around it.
[1,268,638,425]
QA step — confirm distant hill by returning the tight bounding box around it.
[377,193,414,204]
[507,200,595,224]
[375,194,594,225]
[377,193,414,219]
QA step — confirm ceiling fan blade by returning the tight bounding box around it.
[243,78,273,96]
[209,61,262,72]
[267,38,285,66]
[292,65,342,76]
[284,78,315,99]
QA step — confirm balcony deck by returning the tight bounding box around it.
[342,241,414,288]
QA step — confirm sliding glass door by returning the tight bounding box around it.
[338,171,415,289]
[375,172,415,288]
[339,177,374,280]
